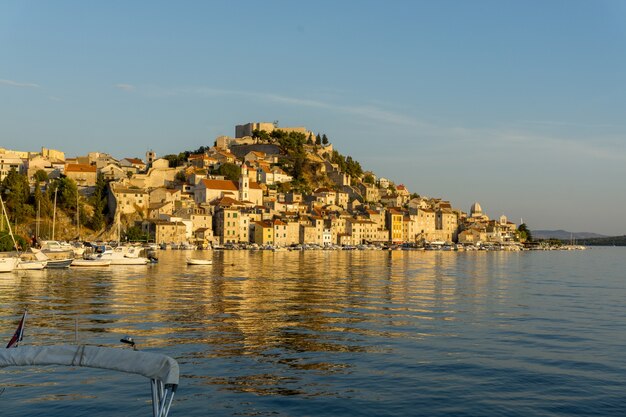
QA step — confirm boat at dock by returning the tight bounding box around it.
[71,258,111,267]
[0,256,19,273]
[91,245,149,265]
[186,258,213,265]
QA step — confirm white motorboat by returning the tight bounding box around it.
[95,245,149,265]
[0,345,179,417]
[71,258,111,267]
[16,259,47,270]
[40,241,74,268]
[186,258,213,265]
[16,248,49,270]
[0,256,19,273]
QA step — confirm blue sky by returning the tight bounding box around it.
[2,1,626,235]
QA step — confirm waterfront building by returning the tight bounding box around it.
[253,220,273,245]
[387,209,404,243]
[436,208,459,242]
[347,218,378,244]
[141,219,186,244]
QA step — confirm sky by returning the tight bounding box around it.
[1,1,626,235]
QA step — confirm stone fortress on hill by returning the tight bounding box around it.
[0,121,521,248]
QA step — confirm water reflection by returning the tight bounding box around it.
[1,249,625,416]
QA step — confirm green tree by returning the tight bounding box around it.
[1,168,32,223]
[163,152,188,168]
[34,169,48,182]
[345,156,363,178]
[322,134,329,145]
[123,225,149,242]
[216,163,241,182]
[0,231,28,251]
[252,129,271,143]
[48,177,78,214]
[175,171,187,183]
[518,223,532,242]
[363,174,375,184]
[315,133,321,146]
[90,173,108,231]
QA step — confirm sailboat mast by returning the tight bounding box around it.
[77,191,80,240]
[52,187,57,240]
[0,194,19,253]
[36,199,40,240]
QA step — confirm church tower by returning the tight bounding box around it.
[239,163,249,202]
[146,150,156,167]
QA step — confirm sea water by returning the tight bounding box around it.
[1,248,625,416]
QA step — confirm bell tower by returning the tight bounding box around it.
[239,164,249,202]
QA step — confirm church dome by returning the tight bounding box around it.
[470,202,483,215]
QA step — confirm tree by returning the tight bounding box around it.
[175,171,187,183]
[90,173,108,231]
[315,133,321,146]
[363,174,375,184]
[123,225,149,242]
[216,163,241,182]
[46,177,79,219]
[34,169,48,183]
[252,129,271,143]
[322,134,329,145]
[345,156,363,178]
[518,223,532,242]
[1,168,32,223]
[0,231,28,251]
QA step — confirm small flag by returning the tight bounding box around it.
[6,311,27,348]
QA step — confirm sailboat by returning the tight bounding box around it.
[16,248,48,270]
[39,186,75,268]
[0,194,21,272]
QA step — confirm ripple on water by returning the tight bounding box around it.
[1,248,626,416]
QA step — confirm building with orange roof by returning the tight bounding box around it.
[194,176,263,206]
[65,163,97,187]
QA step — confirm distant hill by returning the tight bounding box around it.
[576,235,626,246]
[532,230,606,240]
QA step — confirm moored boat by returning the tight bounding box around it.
[0,256,19,273]
[71,258,111,267]
[186,258,213,265]
[16,260,47,270]
[93,245,149,265]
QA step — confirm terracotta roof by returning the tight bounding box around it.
[125,158,145,165]
[65,163,96,173]
[201,179,238,191]
[212,196,241,207]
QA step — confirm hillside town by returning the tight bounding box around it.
[1,122,524,250]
